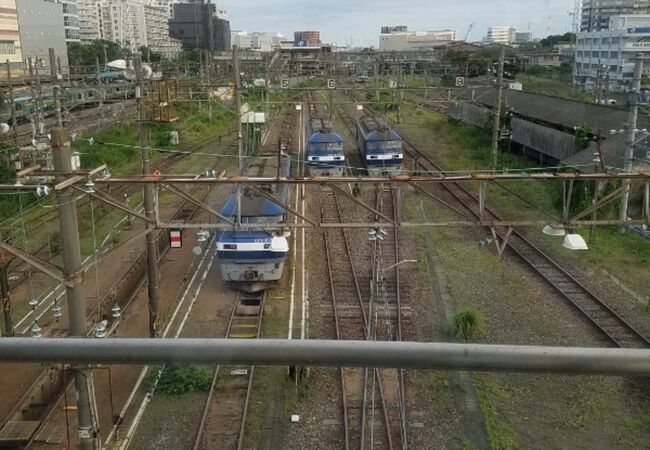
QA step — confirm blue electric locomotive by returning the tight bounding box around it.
[306,118,346,176]
[356,115,404,176]
[215,153,291,293]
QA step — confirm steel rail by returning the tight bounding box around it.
[397,93,650,349]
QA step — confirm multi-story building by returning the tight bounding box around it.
[231,30,253,49]
[580,0,650,32]
[575,15,650,90]
[0,0,22,73]
[17,0,69,71]
[379,27,456,51]
[144,3,182,58]
[169,0,230,51]
[381,25,408,34]
[515,31,533,43]
[61,0,80,43]
[231,31,285,51]
[77,0,101,42]
[294,30,320,47]
[99,0,147,50]
[484,26,516,44]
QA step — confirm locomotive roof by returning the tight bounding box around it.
[219,154,291,218]
[357,115,401,141]
[309,117,343,143]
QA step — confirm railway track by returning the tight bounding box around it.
[395,92,650,349]
[0,140,233,448]
[342,87,650,349]
[320,184,407,450]
[193,291,265,450]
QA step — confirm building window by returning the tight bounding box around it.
[592,51,599,57]
[601,51,608,58]
[592,38,599,45]
[611,37,620,44]
[0,40,15,54]
[602,37,610,45]
[610,51,618,59]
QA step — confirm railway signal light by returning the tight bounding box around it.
[170,229,182,248]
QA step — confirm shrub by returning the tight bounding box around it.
[150,365,213,395]
[452,308,485,341]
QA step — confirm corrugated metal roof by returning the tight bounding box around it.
[453,86,648,133]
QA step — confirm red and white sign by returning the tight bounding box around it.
[170,230,182,249]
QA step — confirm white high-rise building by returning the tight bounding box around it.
[61,0,81,42]
[581,0,650,32]
[484,26,516,44]
[77,0,101,42]
[144,3,182,58]
[76,0,182,57]
[99,0,147,50]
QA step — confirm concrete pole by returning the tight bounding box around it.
[27,57,37,139]
[49,49,63,128]
[95,57,103,108]
[620,54,643,232]
[6,59,17,147]
[134,54,161,337]
[233,45,243,170]
[51,128,98,450]
[491,45,505,170]
[1,264,14,336]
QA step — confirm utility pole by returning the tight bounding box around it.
[6,59,17,147]
[51,128,98,450]
[27,57,38,139]
[49,49,62,128]
[95,57,103,108]
[620,54,643,232]
[1,263,14,336]
[491,45,505,170]
[233,45,243,170]
[134,54,161,337]
[205,49,212,120]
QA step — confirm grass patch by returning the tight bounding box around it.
[148,365,213,395]
[473,374,518,450]
[623,413,650,434]
[452,308,485,341]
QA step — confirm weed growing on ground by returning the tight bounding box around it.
[452,308,485,341]
[148,365,212,395]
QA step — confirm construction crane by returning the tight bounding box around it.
[464,22,476,42]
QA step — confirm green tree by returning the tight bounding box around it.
[539,32,576,48]
[138,46,164,63]
[67,40,129,72]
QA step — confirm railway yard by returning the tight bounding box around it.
[0,46,649,450]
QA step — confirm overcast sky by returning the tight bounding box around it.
[218,0,574,46]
